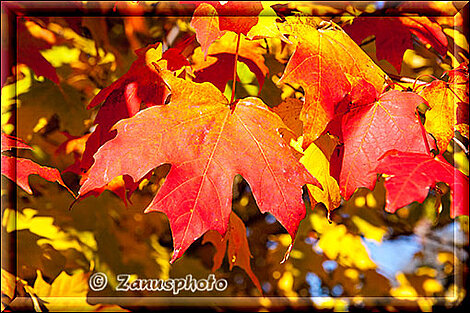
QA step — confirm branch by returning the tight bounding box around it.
[359,36,376,47]
[387,73,429,86]
[454,136,469,155]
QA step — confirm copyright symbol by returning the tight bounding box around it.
[89,272,108,291]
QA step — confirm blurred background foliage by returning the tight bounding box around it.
[1,1,468,311]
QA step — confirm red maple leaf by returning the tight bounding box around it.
[79,69,318,262]
[211,1,263,35]
[279,17,386,148]
[80,44,169,172]
[338,90,431,199]
[190,1,263,57]
[344,16,448,73]
[396,1,464,27]
[1,133,31,151]
[202,212,262,293]
[192,32,268,92]
[56,132,91,174]
[375,150,469,218]
[162,48,190,71]
[1,133,73,195]
[17,18,60,84]
[73,44,170,204]
[57,132,141,205]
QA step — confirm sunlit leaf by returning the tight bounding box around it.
[33,270,128,311]
[80,70,318,263]
[202,212,261,293]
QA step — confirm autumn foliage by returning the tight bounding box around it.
[1,1,469,311]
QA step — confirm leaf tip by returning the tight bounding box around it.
[143,206,154,214]
[170,248,183,264]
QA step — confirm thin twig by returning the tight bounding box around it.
[263,38,270,54]
[387,80,409,90]
[359,36,376,47]
[413,74,439,91]
[387,73,428,86]
[454,137,469,155]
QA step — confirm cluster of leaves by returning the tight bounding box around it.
[1,1,469,311]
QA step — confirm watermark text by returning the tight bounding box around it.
[89,273,228,295]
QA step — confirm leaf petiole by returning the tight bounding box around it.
[230,33,242,106]
[416,108,432,156]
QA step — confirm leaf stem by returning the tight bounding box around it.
[416,108,432,155]
[359,36,376,47]
[230,33,241,105]
[412,74,438,91]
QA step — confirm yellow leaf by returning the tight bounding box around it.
[278,271,294,292]
[2,67,33,134]
[310,212,376,270]
[1,269,16,300]
[279,234,292,247]
[344,268,359,281]
[40,45,81,68]
[300,143,341,212]
[149,234,171,280]
[423,278,443,294]
[351,216,386,243]
[4,208,97,259]
[455,124,469,138]
[421,64,469,153]
[247,5,288,41]
[444,28,469,52]
[416,267,437,277]
[33,270,128,311]
[418,299,435,312]
[423,81,456,153]
[390,272,418,300]
[279,16,386,146]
